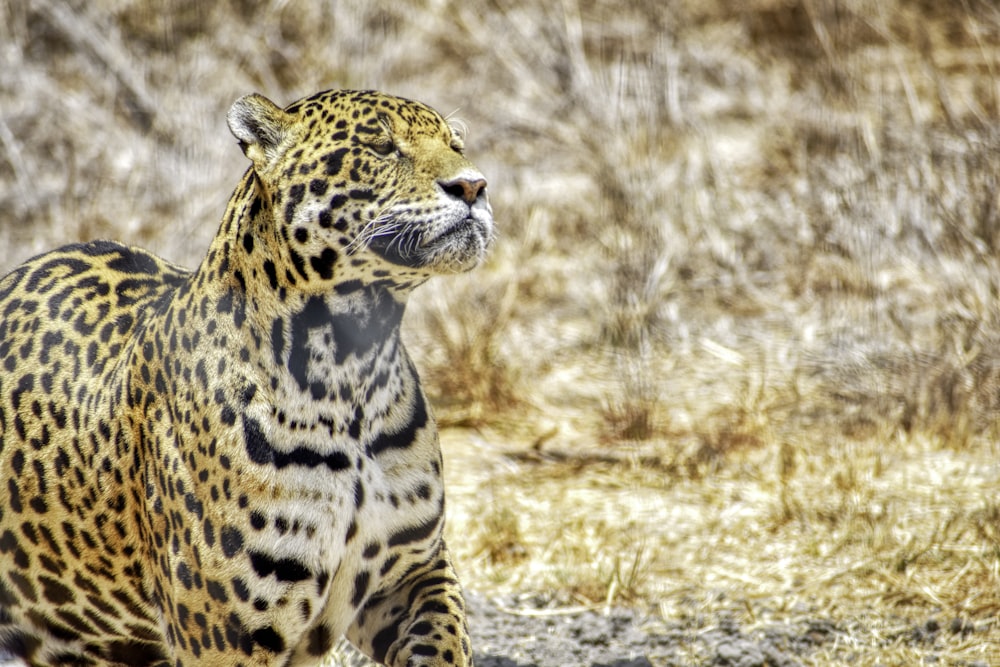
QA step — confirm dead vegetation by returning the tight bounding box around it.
[2,0,1000,663]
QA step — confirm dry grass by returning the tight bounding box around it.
[3,0,1000,663]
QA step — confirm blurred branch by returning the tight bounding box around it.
[31,0,157,132]
[0,115,35,210]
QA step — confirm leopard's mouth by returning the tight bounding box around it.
[367,209,494,273]
[423,216,478,247]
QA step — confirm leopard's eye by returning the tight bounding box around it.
[369,137,396,157]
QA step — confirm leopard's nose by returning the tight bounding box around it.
[438,176,487,205]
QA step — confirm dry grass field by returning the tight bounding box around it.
[2,0,1000,664]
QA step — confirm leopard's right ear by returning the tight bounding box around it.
[227,94,293,169]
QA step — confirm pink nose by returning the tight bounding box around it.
[438,177,486,205]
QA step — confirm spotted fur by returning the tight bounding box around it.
[0,89,493,666]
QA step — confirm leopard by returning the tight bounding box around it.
[0,88,494,666]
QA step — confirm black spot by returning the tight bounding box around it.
[283,183,306,224]
[412,644,438,657]
[334,279,364,295]
[310,248,338,280]
[241,383,258,405]
[212,625,226,651]
[247,551,310,582]
[310,382,327,400]
[234,269,247,294]
[289,249,309,280]
[310,179,329,196]
[348,188,376,201]
[39,575,74,605]
[11,373,34,410]
[217,290,234,315]
[367,393,427,456]
[106,247,161,275]
[220,525,245,558]
[206,579,228,603]
[416,600,452,617]
[103,639,168,666]
[0,531,18,557]
[29,495,48,515]
[387,510,441,548]
[409,621,434,636]
[348,406,363,440]
[8,571,36,602]
[8,479,22,513]
[250,511,266,530]
[177,562,193,590]
[263,260,279,290]
[329,193,348,210]
[307,623,334,656]
[224,612,253,656]
[242,414,350,471]
[271,318,285,366]
[371,623,398,664]
[248,195,263,219]
[321,148,349,176]
[203,519,215,547]
[251,626,284,653]
[243,414,274,466]
[11,450,24,476]
[116,313,134,334]
[184,493,204,520]
[351,571,370,607]
[315,571,329,595]
[231,577,250,602]
[353,478,365,509]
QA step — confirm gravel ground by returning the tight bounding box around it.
[460,593,990,667]
[466,593,804,667]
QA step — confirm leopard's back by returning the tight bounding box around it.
[0,240,189,665]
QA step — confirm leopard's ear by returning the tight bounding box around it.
[227,94,293,169]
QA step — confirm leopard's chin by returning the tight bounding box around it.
[368,214,494,274]
[418,214,494,273]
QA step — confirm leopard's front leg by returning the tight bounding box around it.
[348,543,473,667]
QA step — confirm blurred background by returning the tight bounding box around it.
[1,1,999,664]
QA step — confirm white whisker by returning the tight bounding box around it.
[345,199,402,254]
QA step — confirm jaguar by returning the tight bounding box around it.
[0,88,493,666]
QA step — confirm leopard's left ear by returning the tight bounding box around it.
[227,94,294,169]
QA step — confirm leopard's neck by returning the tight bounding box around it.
[177,174,421,472]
